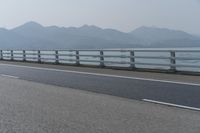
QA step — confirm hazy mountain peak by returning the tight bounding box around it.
[133,26,172,32]
[134,26,150,30]
[130,26,199,46]
[80,24,102,30]
[132,26,191,35]
[14,21,44,30]
[11,21,46,39]
[24,21,43,26]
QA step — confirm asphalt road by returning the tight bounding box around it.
[0,63,200,109]
[1,77,200,133]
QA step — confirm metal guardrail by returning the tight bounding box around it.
[0,49,200,72]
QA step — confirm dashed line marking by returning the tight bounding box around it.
[0,74,19,79]
[143,99,200,111]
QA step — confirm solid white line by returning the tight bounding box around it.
[0,74,19,79]
[143,99,200,111]
[0,63,200,86]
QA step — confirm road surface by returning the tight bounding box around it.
[0,62,200,110]
[0,75,200,133]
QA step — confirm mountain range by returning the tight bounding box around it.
[0,21,200,49]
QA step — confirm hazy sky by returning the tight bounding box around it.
[0,0,200,34]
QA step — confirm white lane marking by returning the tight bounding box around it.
[0,63,200,87]
[0,74,19,79]
[143,99,200,111]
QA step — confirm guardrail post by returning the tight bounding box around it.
[0,50,3,60]
[130,50,135,69]
[38,50,41,63]
[170,51,176,71]
[23,50,26,61]
[11,50,14,61]
[55,50,59,64]
[76,50,80,65]
[100,50,105,67]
